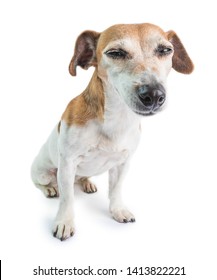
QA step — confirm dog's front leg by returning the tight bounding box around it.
[109,161,135,223]
[53,155,76,241]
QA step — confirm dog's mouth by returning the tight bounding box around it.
[132,105,164,116]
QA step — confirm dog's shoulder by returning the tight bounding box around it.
[62,71,104,127]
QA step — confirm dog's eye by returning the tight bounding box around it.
[105,49,128,59]
[156,45,173,56]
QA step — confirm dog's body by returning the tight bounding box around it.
[31,23,193,240]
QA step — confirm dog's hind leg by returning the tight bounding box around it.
[31,142,59,198]
[76,177,97,193]
[34,171,59,198]
[31,162,59,198]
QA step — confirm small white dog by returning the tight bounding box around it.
[31,23,193,241]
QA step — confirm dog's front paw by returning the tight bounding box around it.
[52,220,75,241]
[111,207,135,223]
[80,178,97,193]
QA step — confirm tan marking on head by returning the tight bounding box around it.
[96,23,174,82]
[62,71,104,126]
[96,23,167,58]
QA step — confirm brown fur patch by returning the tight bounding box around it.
[69,31,100,76]
[62,71,104,126]
[167,31,194,74]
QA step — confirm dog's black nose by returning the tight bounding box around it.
[137,84,166,111]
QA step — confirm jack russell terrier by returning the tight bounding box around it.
[31,23,194,241]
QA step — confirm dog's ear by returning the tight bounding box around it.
[69,30,101,76]
[167,31,194,74]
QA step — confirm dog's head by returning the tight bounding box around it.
[69,23,194,115]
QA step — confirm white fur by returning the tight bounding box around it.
[31,89,141,239]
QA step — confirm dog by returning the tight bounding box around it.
[31,23,194,241]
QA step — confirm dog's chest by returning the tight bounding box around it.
[76,130,139,177]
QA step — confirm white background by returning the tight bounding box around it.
[0,0,216,279]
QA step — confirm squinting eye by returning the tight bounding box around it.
[105,49,128,59]
[156,45,173,56]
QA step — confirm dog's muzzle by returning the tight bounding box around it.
[137,84,166,113]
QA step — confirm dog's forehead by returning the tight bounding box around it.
[98,23,167,50]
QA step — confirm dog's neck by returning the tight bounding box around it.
[83,70,105,122]
[97,72,141,138]
[62,70,140,135]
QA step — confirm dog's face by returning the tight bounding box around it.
[97,24,174,115]
[69,23,194,115]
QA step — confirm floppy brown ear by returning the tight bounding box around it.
[69,30,101,76]
[167,31,194,74]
